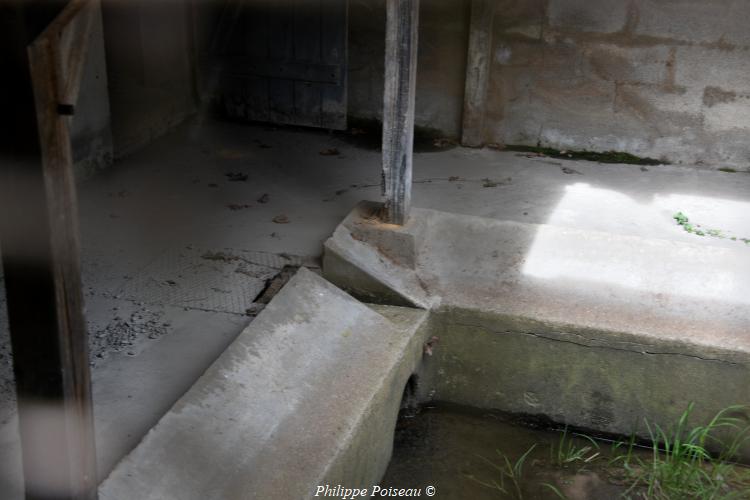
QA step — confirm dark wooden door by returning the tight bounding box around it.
[216,0,348,130]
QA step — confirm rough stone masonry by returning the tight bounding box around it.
[349,0,750,169]
[483,0,750,168]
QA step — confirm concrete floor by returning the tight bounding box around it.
[1,116,749,495]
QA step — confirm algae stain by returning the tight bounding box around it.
[505,145,665,166]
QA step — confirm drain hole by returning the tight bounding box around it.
[398,374,420,420]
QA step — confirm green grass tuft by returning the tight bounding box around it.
[472,404,750,499]
[615,403,750,499]
[550,426,601,468]
[468,444,537,499]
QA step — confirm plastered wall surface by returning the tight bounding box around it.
[70,1,113,179]
[101,0,197,158]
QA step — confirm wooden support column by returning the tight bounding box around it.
[381,0,419,225]
[461,0,495,147]
[0,1,98,499]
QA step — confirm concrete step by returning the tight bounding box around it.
[325,202,750,360]
[99,268,429,500]
[323,202,750,457]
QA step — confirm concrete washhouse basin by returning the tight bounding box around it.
[100,201,750,498]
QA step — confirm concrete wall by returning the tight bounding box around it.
[71,1,113,180]
[348,0,470,137]
[101,0,197,158]
[484,0,750,167]
[88,1,750,168]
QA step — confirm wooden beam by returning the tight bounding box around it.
[0,1,98,499]
[381,0,419,225]
[461,0,495,147]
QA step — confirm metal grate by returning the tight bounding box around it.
[114,247,299,315]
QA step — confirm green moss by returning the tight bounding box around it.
[505,145,665,166]
[674,212,750,244]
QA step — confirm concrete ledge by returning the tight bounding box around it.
[323,201,436,309]
[100,268,429,499]
[324,203,750,457]
[422,309,750,457]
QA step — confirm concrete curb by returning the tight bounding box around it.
[100,268,430,499]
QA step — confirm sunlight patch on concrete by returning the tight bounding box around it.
[522,183,750,304]
[652,192,750,237]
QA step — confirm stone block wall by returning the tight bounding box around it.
[485,0,750,167]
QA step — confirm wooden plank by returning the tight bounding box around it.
[220,74,270,122]
[321,83,346,129]
[268,78,295,123]
[294,81,323,127]
[267,2,293,61]
[214,0,348,130]
[220,56,341,84]
[0,1,98,498]
[320,0,348,130]
[320,0,346,66]
[243,76,270,122]
[244,1,269,59]
[208,0,244,56]
[461,0,495,147]
[381,0,419,225]
[293,0,322,63]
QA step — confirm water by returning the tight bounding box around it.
[381,404,639,500]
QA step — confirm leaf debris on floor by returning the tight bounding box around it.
[225,172,248,182]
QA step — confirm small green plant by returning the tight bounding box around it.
[550,426,601,468]
[541,482,567,498]
[673,212,750,244]
[608,432,638,468]
[469,444,537,499]
[616,403,750,499]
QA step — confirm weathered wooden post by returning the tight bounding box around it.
[461,0,494,147]
[0,1,99,498]
[381,0,419,225]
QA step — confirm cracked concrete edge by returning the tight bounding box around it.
[439,306,750,366]
[323,230,435,310]
[419,307,750,459]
